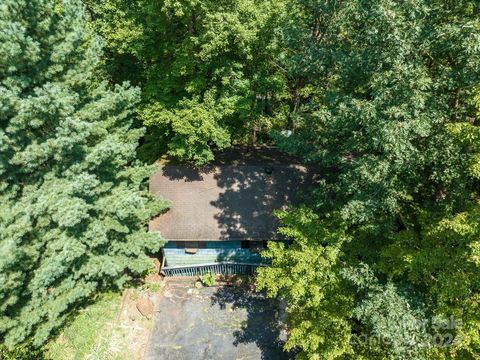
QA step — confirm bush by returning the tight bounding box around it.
[200,271,217,287]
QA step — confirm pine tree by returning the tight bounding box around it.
[0,0,167,347]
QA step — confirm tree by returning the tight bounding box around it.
[259,1,480,358]
[0,0,167,347]
[84,0,289,164]
[257,208,353,359]
[257,209,432,360]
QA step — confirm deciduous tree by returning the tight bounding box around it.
[259,1,480,358]
[84,0,288,164]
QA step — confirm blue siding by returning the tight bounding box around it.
[163,241,263,267]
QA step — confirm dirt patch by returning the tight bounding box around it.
[110,284,165,359]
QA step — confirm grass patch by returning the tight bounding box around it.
[45,292,126,360]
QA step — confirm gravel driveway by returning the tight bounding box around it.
[146,281,292,360]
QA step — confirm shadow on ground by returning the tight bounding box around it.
[146,282,293,360]
[210,285,293,360]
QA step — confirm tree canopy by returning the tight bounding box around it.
[0,0,167,347]
[1,0,479,358]
[258,1,480,358]
[84,0,289,164]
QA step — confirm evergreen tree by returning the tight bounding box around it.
[0,0,167,347]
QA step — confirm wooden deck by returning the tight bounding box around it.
[161,262,265,277]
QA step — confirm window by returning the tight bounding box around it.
[175,241,185,249]
[240,241,267,252]
[249,241,264,253]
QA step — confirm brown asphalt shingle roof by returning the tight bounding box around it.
[149,161,313,241]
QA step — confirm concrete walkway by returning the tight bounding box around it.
[146,282,292,360]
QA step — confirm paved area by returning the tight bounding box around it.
[146,282,292,360]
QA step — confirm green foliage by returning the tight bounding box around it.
[343,265,431,359]
[3,0,479,357]
[200,271,217,287]
[380,206,480,358]
[44,292,123,360]
[258,0,480,359]
[144,282,163,293]
[84,0,289,164]
[0,342,44,360]
[139,281,163,293]
[140,99,231,165]
[257,208,353,359]
[0,0,168,348]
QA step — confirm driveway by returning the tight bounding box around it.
[146,281,292,360]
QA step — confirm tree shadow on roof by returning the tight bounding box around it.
[161,165,215,182]
[212,145,304,166]
[210,285,294,360]
[150,151,316,240]
[210,165,312,240]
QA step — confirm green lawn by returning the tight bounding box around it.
[45,292,128,360]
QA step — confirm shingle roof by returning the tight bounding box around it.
[149,159,313,241]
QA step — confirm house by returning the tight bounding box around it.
[149,147,312,276]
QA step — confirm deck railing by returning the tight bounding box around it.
[162,262,265,277]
